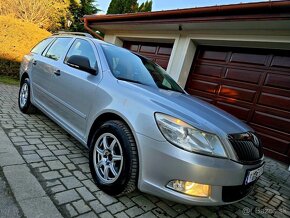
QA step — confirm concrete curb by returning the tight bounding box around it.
[0,127,63,218]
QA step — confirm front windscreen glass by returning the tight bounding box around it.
[101,44,184,93]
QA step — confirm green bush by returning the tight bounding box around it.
[0,15,51,77]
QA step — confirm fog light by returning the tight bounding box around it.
[167,180,210,197]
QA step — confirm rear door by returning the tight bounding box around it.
[32,37,73,113]
[49,38,101,139]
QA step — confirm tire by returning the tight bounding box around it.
[89,120,138,196]
[18,78,37,114]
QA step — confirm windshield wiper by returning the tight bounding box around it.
[117,77,144,85]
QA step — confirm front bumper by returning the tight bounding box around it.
[136,133,264,205]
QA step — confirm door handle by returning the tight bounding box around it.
[53,70,61,76]
[32,60,37,65]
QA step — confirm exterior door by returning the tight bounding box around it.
[32,37,73,114]
[49,38,101,139]
[185,46,290,163]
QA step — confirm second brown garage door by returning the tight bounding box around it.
[185,46,290,164]
[123,41,173,69]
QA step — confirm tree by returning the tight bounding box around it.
[0,0,70,31]
[138,0,152,12]
[69,0,100,31]
[107,0,152,14]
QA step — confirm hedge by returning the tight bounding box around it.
[0,16,51,77]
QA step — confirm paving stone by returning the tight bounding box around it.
[76,211,97,218]
[156,202,178,217]
[95,191,118,206]
[52,149,71,156]
[65,203,78,217]
[76,187,95,201]
[38,167,50,172]
[74,171,87,180]
[26,138,42,144]
[54,189,81,205]
[60,169,73,177]
[60,176,82,189]
[107,202,126,214]
[125,206,144,217]
[119,196,136,208]
[22,153,42,163]
[21,145,37,151]
[82,179,99,192]
[58,155,71,164]
[51,185,66,194]
[42,171,62,180]
[115,212,130,218]
[46,160,65,170]
[73,200,91,214]
[37,149,54,157]
[99,211,114,218]
[90,200,106,214]
[132,195,155,211]
[66,163,77,170]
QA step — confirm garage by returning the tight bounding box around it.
[123,41,173,69]
[185,46,290,163]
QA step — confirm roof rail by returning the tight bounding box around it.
[53,31,93,38]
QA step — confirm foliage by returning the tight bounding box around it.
[0,0,71,31]
[0,16,51,77]
[69,0,100,31]
[107,0,152,14]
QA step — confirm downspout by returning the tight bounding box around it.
[83,18,104,40]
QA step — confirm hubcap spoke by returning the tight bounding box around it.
[109,163,117,176]
[112,155,122,161]
[96,147,104,155]
[103,136,109,149]
[97,159,105,168]
[103,165,109,179]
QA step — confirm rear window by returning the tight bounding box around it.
[31,38,54,54]
[44,37,72,61]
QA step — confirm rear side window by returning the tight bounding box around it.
[31,38,54,54]
[65,39,97,69]
[44,37,72,61]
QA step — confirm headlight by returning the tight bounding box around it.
[155,113,227,157]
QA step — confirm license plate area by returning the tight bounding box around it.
[245,164,264,185]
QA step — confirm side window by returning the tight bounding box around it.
[65,39,97,69]
[44,37,72,61]
[31,38,54,54]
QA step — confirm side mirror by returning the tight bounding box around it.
[66,55,97,75]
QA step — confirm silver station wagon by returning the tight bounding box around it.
[19,32,264,205]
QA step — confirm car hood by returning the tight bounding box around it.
[119,81,252,135]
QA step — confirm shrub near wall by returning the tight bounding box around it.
[0,16,51,77]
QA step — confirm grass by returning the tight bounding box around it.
[0,75,19,85]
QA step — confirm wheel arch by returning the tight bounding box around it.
[20,72,29,85]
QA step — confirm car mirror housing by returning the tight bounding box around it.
[67,55,97,75]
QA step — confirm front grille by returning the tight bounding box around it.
[222,182,255,202]
[229,132,263,163]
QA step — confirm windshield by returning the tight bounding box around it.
[101,44,184,93]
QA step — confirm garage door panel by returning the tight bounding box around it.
[264,73,290,90]
[194,65,224,78]
[271,56,290,69]
[216,101,250,121]
[123,41,173,69]
[158,47,172,55]
[251,111,290,134]
[230,53,268,66]
[258,132,289,154]
[188,79,218,94]
[258,93,290,112]
[186,46,290,163]
[219,85,256,102]
[225,68,262,84]
[199,50,228,62]
[190,91,215,103]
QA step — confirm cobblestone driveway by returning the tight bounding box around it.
[0,83,290,218]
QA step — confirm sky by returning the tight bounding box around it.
[97,0,270,14]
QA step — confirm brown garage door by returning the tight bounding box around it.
[123,41,173,69]
[185,46,290,164]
